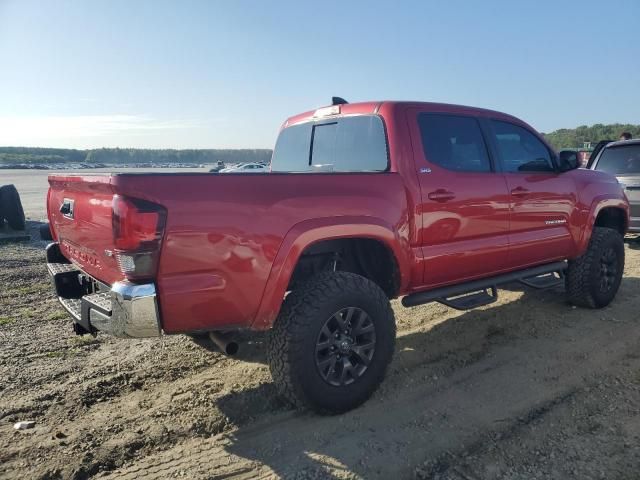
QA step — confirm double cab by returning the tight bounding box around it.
[45,100,629,413]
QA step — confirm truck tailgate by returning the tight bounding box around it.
[48,174,122,285]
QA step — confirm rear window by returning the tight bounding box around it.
[270,115,388,172]
[595,144,640,175]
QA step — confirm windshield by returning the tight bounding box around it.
[595,144,640,175]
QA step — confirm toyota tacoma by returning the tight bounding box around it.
[44,99,629,413]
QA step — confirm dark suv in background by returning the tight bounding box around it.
[590,139,640,232]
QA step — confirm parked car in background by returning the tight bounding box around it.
[209,160,226,172]
[219,162,268,173]
[590,139,640,232]
[585,139,615,169]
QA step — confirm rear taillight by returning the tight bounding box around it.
[112,195,166,281]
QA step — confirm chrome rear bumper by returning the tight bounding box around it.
[46,243,162,338]
[95,282,160,337]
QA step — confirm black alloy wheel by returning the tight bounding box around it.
[315,307,376,387]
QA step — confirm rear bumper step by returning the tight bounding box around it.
[402,261,567,310]
[46,242,162,338]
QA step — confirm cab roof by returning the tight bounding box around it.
[283,100,523,128]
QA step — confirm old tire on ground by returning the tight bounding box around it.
[267,271,395,414]
[566,226,624,308]
[0,185,5,226]
[0,185,26,231]
[39,223,54,241]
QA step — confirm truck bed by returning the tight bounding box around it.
[47,172,410,333]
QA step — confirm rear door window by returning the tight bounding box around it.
[417,114,491,172]
[271,115,388,172]
[490,120,555,173]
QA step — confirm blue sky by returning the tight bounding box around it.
[0,0,638,149]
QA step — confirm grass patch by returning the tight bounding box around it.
[0,316,15,326]
[47,311,68,321]
[45,350,66,358]
[41,337,100,359]
[17,308,37,320]
[9,283,50,296]
[69,335,99,347]
[45,348,86,358]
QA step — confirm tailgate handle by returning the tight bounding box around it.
[60,199,74,218]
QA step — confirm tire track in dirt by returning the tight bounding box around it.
[3,228,640,479]
[98,271,640,479]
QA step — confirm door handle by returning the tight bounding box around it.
[428,189,456,202]
[510,186,529,197]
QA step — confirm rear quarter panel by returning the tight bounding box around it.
[112,173,411,333]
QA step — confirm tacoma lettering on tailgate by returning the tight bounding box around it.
[61,239,101,269]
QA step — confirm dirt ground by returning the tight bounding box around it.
[1,220,640,479]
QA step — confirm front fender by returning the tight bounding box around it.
[576,196,629,256]
[251,216,411,329]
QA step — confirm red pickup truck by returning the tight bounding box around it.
[45,100,629,413]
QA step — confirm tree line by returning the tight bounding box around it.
[543,124,640,150]
[2,123,639,165]
[0,147,272,165]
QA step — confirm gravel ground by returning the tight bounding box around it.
[1,200,640,479]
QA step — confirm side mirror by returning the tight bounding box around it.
[558,150,580,171]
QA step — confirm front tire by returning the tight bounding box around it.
[267,272,395,414]
[566,226,624,308]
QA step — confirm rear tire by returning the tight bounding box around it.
[0,185,26,231]
[267,271,395,414]
[566,226,624,308]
